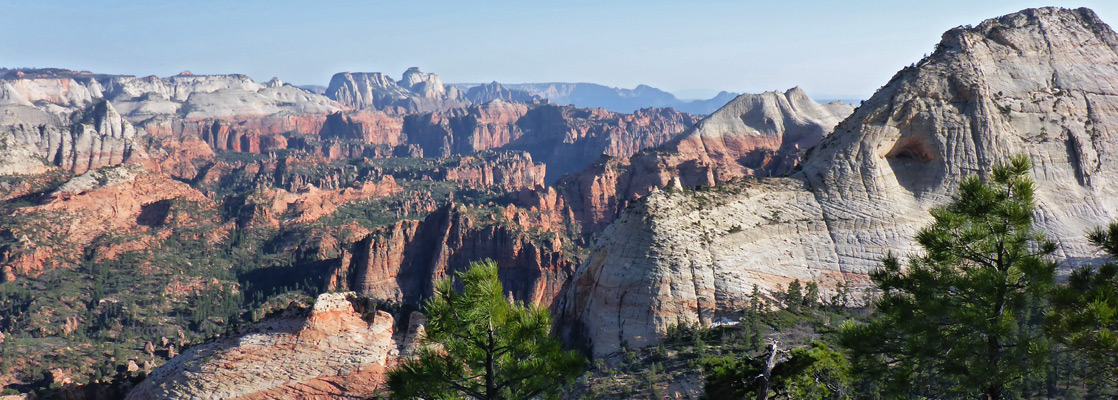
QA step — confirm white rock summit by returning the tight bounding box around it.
[560,7,1118,356]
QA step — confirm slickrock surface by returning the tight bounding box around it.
[126,292,401,400]
[561,7,1118,356]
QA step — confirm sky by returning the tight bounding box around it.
[2,0,1115,100]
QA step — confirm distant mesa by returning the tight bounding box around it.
[498,82,741,114]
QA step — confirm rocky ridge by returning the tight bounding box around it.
[1,100,143,174]
[560,6,1118,356]
[504,82,740,114]
[326,68,468,113]
[125,292,408,400]
[553,88,852,235]
[464,81,543,104]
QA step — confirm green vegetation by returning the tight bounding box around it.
[692,156,1118,399]
[5,145,1118,400]
[387,259,585,399]
[703,340,851,400]
[843,155,1056,399]
[1048,221,1118,389]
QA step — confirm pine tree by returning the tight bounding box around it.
[842,155,1056,399]
[744,284,764,350]
[386,259,585,400]
[803,281,820,310]
[1048,221,1118,391]
[784,280,803,313]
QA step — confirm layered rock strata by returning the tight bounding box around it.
[561,7,1118,356]
[326,68,467,113]
[554,89,852,234]
[125,292,404,400]
[1,100,142,174]
[345,204,575,308]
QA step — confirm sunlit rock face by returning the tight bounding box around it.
[125,292,411,400]
[1,100,142,175]
[561,7,1118,356]
[326,68,467,113]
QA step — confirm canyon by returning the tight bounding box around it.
[2,5,1115,399]
[0,63,733,396]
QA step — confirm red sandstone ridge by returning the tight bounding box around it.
[401,102,698,183]
[3,164,217,279]
[439,151,546,191]
[318,110,406,145]
[262,176,401,225]
[342,204,575,308]
[126,292,409,400]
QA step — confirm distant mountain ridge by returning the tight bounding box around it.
[454,82,738,114]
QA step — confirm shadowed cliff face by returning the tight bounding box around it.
[342,204,577,310]
[400,102,700,183]
[560,6,1118,356]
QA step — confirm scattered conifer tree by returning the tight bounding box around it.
[1048,221,1118,391]
[386,259,585,400]
[842,156,1056,399]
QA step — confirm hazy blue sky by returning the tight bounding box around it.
[2,1,1115,99]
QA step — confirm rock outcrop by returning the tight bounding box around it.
[0,100,143,174]
[326,68,467,113]
[4,164,213,277]
[438,151,547,191]
[554,89,851,235]
[261,176,401,225]
[126,292,403,400]
[671,88,854,179]
[561,7,1118,356]
[345,204,576,308]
